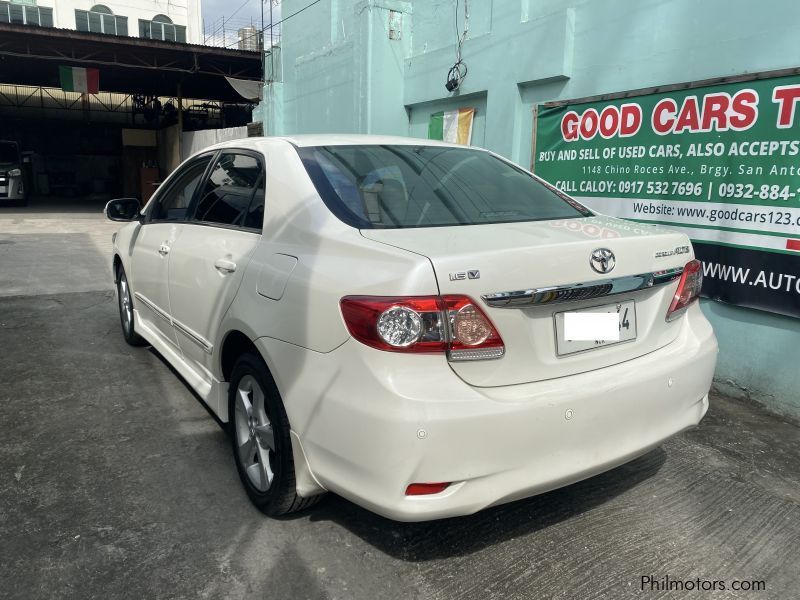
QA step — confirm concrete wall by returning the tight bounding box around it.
[157,124,182,177]
[181,126,248,162]
[258,0,800,418]
[39,0,203,44]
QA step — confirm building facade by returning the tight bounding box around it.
[0,0,203,44]
[255,0,800,419]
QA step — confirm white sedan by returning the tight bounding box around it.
[106,135,717,521]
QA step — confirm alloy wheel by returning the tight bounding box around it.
[234,374,276,492]
[118,271,133,335]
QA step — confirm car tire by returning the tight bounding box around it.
[116,265,147,347]
[229,352,322,516]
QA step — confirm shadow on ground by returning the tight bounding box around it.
[306,448,666,562]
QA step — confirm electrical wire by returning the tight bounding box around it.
[224,0,323,49]
[227,0,255,22]
[446,0,469,91]
[204,0,278,46]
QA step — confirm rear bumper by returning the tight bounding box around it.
[258,303,717,521]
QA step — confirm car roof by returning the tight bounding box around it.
[204,134,481,151]
[273,134,470,148]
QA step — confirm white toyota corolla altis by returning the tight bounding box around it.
[106,135,717,521]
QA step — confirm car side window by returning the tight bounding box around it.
[191,153,263,228]
[149,156,212,222]
[242,174,265,230]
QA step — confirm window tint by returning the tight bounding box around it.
[88,10,101,31]
[192,153,262,227]
[150,157,211,221]
[243,177,265,230]
[76,7,127,35]
[0,2,53,26]
[139,17,187,42]
[39,7,53,27]
[8,4,23,24]
[297,145,591,229]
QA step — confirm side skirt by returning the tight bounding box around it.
[134,309,226,419]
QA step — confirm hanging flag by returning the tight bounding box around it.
[59,66,100,94]
[428,108,475,145]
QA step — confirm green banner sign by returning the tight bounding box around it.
[534,74,800,318]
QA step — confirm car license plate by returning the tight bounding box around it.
[554,300,636,356]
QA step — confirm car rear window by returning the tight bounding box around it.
[296,144,591,229]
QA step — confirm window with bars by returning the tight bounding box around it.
[139,14,187,43]
[75,5,128,36]
[0,2,54,27]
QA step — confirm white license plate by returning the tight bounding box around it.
[554,300,637,356]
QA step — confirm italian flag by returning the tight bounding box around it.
[59,66,100,94]
[428,108,475,145]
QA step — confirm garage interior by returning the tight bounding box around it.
[0,23,261,207]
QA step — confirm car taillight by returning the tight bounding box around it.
[666,259,703,321]
[405,482,450,496]
[444,295,505,361]
[340,295,504,361]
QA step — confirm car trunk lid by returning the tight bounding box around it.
[361,216,693,387]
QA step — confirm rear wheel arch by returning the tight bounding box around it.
[220,329,262,383]
[227,350,323,515]
[219,332,328,505]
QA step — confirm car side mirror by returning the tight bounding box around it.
[105,198,142,222]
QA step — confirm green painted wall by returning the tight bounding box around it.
[257,0,800,418]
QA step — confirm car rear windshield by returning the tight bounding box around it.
[296,144,591,229]
[0,143,19,164]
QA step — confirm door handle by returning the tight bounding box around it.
[214,258,237,274]
[158,243,170,256]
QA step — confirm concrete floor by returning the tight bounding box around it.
[1,206,799,599]
[0,201,118,297]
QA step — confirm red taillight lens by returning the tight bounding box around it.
[405,482,450,496]
[666,259,703,321]
[340,295,504,360]
[340,296,446,353]
[441,295,505,360]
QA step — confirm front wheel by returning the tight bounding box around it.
[229,353,321,516]
[116,266,147,346]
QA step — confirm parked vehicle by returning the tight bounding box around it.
[0,140,26,206]
[106,135,718,521]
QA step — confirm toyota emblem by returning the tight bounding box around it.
[590,248,615,274]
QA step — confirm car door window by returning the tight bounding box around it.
[242,175,265,230]
[149,156,212,222]
[192,153,263,228]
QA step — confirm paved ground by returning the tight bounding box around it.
[1,206,799,599]
[0,200,118,297]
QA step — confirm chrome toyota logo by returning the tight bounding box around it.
[590,248,615,274]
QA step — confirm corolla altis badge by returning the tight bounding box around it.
[449,270,480,281]
[655,245,691,258]
[590,248,615,274]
